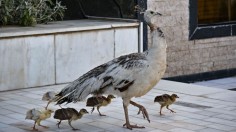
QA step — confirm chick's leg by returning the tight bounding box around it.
[45,101,51,110]
[166,105,175,113]
[130,100,150,123]
[91,107,95,114]
[97,106,106,116]
[37,120,49,128]
[32,121,38,131]
[122,99,145,130]
[160,105,164,115]
[56,120,61,128]
[68,120,78,130]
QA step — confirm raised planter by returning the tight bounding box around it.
[0,20,140,91]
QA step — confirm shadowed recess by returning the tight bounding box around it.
[175,101,212,109]
[228,88,236,91]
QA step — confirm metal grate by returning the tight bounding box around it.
[175,101,212,109]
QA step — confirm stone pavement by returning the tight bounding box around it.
[192,76,236,90]
[0,80,236,132]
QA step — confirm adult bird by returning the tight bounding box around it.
[56,10,167,130]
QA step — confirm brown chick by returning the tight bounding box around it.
[25,108,54,131]
[42,91,61,110]
[86,95,115,116]
[53,108,88,130]
[154,94,179,115]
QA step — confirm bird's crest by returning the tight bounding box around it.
[134,5,145,14]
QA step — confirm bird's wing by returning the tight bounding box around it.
[86,96,103,106]
[25,108,41,120]
[56,53,148,104]
[154,94,171,104]
[69,108,79,115]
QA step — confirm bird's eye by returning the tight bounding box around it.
[150,11,154,14]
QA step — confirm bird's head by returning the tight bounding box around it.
[45,109,54,114]
[171,94,179,99]
[80,108,89,114]
[107,95,116,99]
[142,10,162,26]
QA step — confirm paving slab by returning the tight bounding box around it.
[0,79,236,132]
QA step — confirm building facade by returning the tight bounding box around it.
[148,0,236,81]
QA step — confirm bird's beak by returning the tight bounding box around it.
[176,96,179,98]
[155,12,162,16]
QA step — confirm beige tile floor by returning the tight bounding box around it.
[0,80,236,132]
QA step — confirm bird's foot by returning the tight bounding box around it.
[99,114,106,116]
[130,101,150,123]
[32,127,38,131]
[160,113,164,116]
[169,110,176,113]
[72,128,79,131]
[56,123,60,128]
[123,123,145,130]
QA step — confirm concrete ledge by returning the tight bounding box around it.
[0,20,139,38]
[0,20,139,91]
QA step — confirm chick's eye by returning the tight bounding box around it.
[150,11,154,14]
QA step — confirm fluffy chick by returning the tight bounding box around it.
[154,94,179,115]
[25,108,54,131]
[86,95,115,116]
[42,91,61,109]
[54,108,88,130]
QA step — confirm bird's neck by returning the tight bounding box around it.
[76,112,83,119]
[106,97,113,104]
[170,97,176,102]
[146,27,167,59]
[149,23,157,32]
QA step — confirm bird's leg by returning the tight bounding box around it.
[45,101,51,110]
[122,101,145,130]
[56,120,61,128]
[166,105,175,113]
[160,105,164,115]
[130,100,150,123]
[68,120,78,131]
[91,107,95,114]
[32,121,38,131]
[37,120,49,128]
[97,106,106,116]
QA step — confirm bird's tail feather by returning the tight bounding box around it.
[55,84,91,105]
[55,76,104,105]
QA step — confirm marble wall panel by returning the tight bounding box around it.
[55,30,114,83]
[114,28,139,57]
[0,36,55,91]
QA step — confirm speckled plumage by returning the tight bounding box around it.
[54,108,88,130]
[154,94,179,115]
[86,95,115,116]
